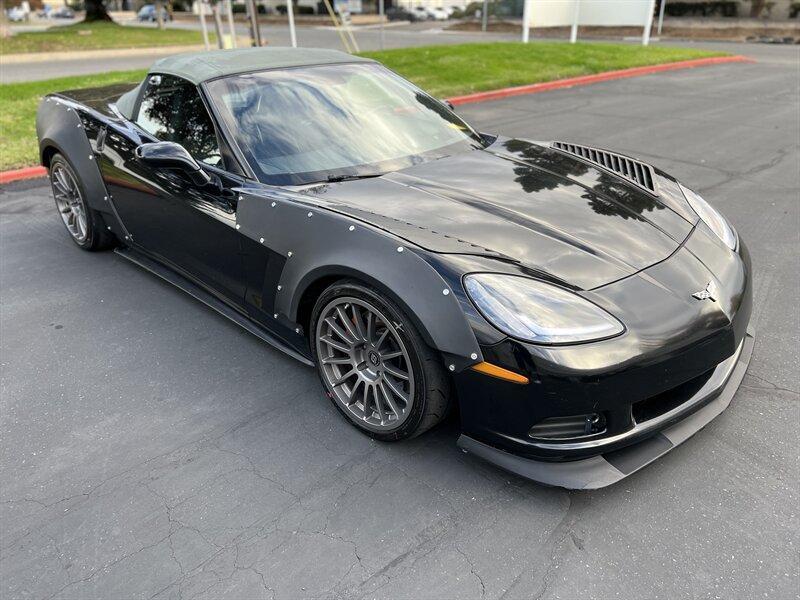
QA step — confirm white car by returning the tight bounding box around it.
[426,6,449,19]
[7,6,27,21]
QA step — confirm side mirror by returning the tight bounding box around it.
[135,141,211,186]
[442,99,455,111]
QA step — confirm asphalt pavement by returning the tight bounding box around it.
[1,45,798,599]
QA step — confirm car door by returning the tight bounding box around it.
[98,74,246,306]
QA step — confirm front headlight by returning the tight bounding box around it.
[464,274,624,344]
[679,183,737,251]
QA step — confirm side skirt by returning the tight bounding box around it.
[114,246,314,367]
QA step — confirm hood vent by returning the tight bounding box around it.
[552,141,656,194]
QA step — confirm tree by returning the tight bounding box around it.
[84,0,113,22]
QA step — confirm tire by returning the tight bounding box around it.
[310,279,451,442]
[48,153,115,251]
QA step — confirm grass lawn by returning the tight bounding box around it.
[360,42,726,98]
[0,70,146,171]
[0,21,214,55]
[0,42,727,171]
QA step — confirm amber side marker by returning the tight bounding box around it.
[470,362,529,385]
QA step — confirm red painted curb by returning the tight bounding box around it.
[0,165,47,185]
[0,55,754,185]
[447,55,754,106]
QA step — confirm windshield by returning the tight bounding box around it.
[205,63,486,185]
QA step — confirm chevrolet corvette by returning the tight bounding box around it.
[36,47,754,489]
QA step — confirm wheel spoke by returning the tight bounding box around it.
[325,317,354,346]
[320,335,350,353]
[346,379,363,406]
[331,368,357,387]
[336,305,360,342]
[366,311,374,344]
[351,304,367,341]
[322,355,351,365]
[374,328,390,350]
[378,381,401,418]
[383,362,409,381]
[383,376,409,403]
[373,384,386,424]
[382,350,403,360]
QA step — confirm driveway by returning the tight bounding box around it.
[1,47,798,599]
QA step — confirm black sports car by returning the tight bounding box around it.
[36,48,754,489]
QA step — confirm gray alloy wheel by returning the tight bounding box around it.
[315,296,416,432]
[50,160,89,244]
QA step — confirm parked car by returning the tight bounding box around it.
[51,6,75,18]
[6,6,27,21]
[137,4,171,21]
[410,5,429,19]
[36,48,754,490]
[426,6,449,19]
[385,6,422,20]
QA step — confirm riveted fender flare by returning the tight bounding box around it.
[235,191,484,371]
[36,96,114,215]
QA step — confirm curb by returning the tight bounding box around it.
[0,166,47,185]
[447,55,753,105]
[0,54,754,185]
[0,43,220,65]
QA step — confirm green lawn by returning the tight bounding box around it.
[0,70,146,170]
[360,42,725,98]
[0,42,727,171]
[1,21,214,55]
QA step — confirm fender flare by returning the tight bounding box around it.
[36,96,114,215]
[235,190,483,370]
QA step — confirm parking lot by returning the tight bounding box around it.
[1,44,798,599]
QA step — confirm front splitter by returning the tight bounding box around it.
[457,326,756,490]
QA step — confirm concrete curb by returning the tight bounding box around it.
[0,54,754,185]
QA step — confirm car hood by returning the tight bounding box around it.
[308,138,695,290]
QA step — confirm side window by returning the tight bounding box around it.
[135,74,223,168]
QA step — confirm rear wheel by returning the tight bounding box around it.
[311,280,451,441]
[49,153,114,251]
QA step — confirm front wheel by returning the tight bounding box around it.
[48,153,114,251]
[310,280,451,441]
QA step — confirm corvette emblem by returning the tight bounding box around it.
[692,281,717,302]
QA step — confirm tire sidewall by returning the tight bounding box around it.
[310,280,430,442]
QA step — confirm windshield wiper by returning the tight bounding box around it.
[325,173,384,183]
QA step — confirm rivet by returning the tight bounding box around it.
[124,235,130,240]
[88,155,94,160]
[448,364,455,372]
[287,251,292,257]
[103,196,108,201]
[277,285,282,291]
[259,237,264,243]
[273,313,278,319]
[348,225,355,231]
[238,195,243,201]
[295,328,301,334]
[271,202,276,207]
[77,123,82,128]
[442,289,450,296]
[107,226,112,231]
[470,353,478,360]
[307,212,313,217]
[397,246,404,253]
[235,224,240,230]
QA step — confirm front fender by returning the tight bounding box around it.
[235,190,483,370]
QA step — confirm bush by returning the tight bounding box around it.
[231,3,267,12]
[664,1,738,17]
[276,4,314,13]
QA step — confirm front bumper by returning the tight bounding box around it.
[458,325,755,489]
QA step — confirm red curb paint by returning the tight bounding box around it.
[0,55,754,184]
[0,165,47,185]
[447,55,754,106]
